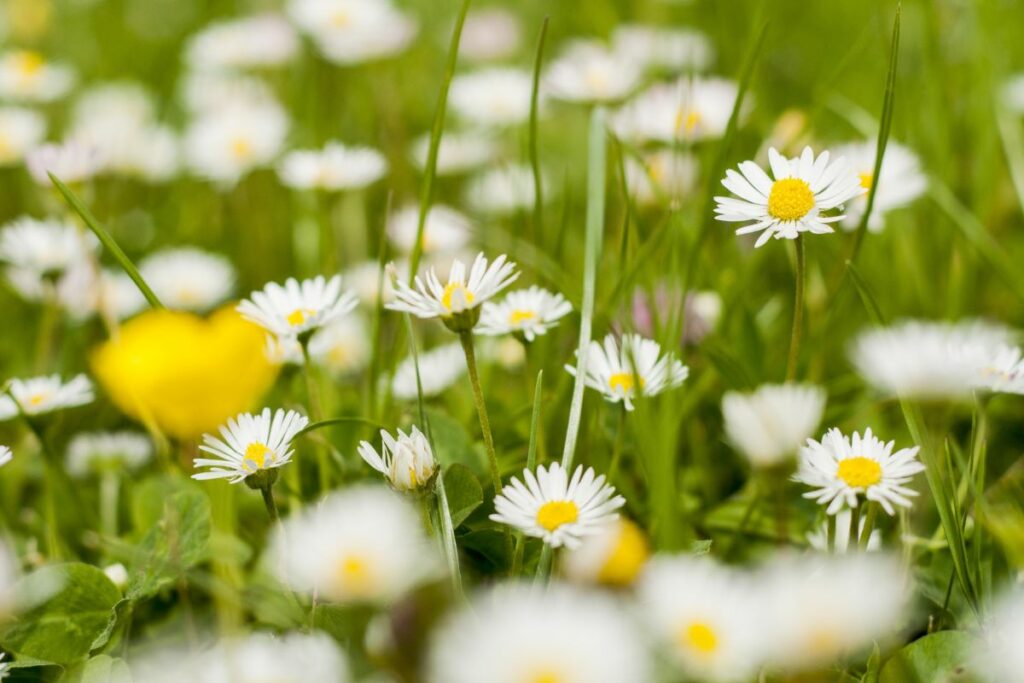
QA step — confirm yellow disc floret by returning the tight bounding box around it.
[536,500,579,532]
[242,442,273,472]
[767,178,815,221]
[680,621,719,656]
[836,456,883,488]
[597,519,650,586]
[441,282,475,313]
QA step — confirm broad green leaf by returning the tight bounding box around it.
[443,464,483,528]
[459,529,514,575]
[127,488,211,601]
[76,655,132,683]
[1,563,120,666]
[426,408,481,471]
[879,631,977,683]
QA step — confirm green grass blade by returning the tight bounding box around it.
[49,173,164,310]
[511,369,544,576]
[846,261,886,324]
[296,416,386,438]
[528,17,550,242]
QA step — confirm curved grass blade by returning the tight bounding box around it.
[296,416,387,438]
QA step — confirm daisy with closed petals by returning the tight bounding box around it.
[715,146,864,247]
[567,333,689,411]
[193,408,309,484]
[794,427,925,515]
[358,426,436,492]
[490,462,625,549]
[476,285,572,342]
[238,275,358,342]
[0,374,94,421]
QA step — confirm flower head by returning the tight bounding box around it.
[459,8,521,62]
[186,13,298,72]
[288,0,417,65]
[358,426,436,491]
[721,383,826,468]
[977,589,1024,683]
[613,77,738,144]
[491,462,625,548]
[184,100,289,185]
[715,146,864,247]
[26,140,105,186]
[612,25,713,72]
[238,275,358,342]
[562,517,650,586]
[477,285,572,342]
[466,164,545,214]
[794,427,925,515]
[66,431,152,478]
[193,408,308,484]
[0,50,75,102]
[0,216,96,279]
[0,374,94,421]
[544,40,643,104]
[449,67,534,128]
[833,140,926,231]
[139,247,234,312]
[567,333,689,411]
[410,131,497,176]
[278,142,387,191]
[308,314,370,376]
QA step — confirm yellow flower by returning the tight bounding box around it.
[92,307,277,440]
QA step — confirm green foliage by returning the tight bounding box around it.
[879,631,978,683]
[443,463,483,528]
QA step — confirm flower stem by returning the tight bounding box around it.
[785,235,805,382]
[848,504,861,549]
[259,483,279,522]
[300,341,330,494]
[858,502,877,551]
[458,330,502,494]
[100,471,120,540]
[826,513,837,553]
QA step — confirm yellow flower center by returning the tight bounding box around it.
[242,442,273,472]
[675,108,701,136]
[597,519,650,586]
[536,500,579,532]
[230,137,253,160]
[508,309,537,326]
[608,372,643,394]
[858,171,874,190]
[836,456,882,488]
[679,621,719,656]
[335,554,374,596]
[27,393,47,407]
[441,282,474,313]
[14,50,44,78]
[286,308,313,327]
[530,671,562,683]
[767,178,815,221]
[331,10,350,27]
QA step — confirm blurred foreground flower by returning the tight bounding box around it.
[0,374,93,421]
[567,333,689,411]
[26,140,105,186]
[193,408,308,485]
[562,517,650,586]
[977,589,1024,683]
[358,426,436,491]
[807,508,881,553]
[0,215,96,282]
[92,308,277,439]
[721,383,825,468]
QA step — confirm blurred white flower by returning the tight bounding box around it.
[193,408,309,484]
[973,344,1024,395]
[270,485,441,604]
[103,563,129,589]
[411,131,497,176]
[184,100,289,184]
[612,24,713,72]
[0,374,94,421]
[345,259,400,305]
[0,49,74,102]
[429,582,651,683]
[180,71,277,114]
[721,383,826,468]
[309,314,371,376]
[477,285,572,342]
[97,269,147,320]
[562,517,650,586]
[834,140,927,231]
[567,333,689,411]
[458,8,521,62]
[978,589,1024,683]
[466,164,544,214]
[491,462,625,549]
[139,248,234,312]
[613,77,739,144]
[388,252,518,324]
[289,0,417,65]
[186,13,298,71]
[450,67,535,127]
[0,106,45,166]
[26,140,105,186]
[66,431,152,477]
[807,508,881,553]
[715,146,865,248]
[544,40,643,104]
[238,274,358,341]
[358,426,436,491]
[624,149,698,207]
[278,141,387,191]
[391,341,465,400]
[386,204,472,256]
[0,215,95,279]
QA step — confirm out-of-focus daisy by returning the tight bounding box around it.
[391,341,466,400]
[624,149,698,207]
[476,285,572,342]
[612,24,713,72]
[358,426,436,491]
[271,485,441,603]
[567,333,689,411]
[0,216,95,279]
[309,314,371,376]
[278,142,387,191]
[977,590,1024,683]
[184,100,289,185]
[974,344,1024,395]
[794,427,924,516]
[186,13,298,72]
[288,0,417,65]
[97,269,147,320]
[763,554,908,671]
[26,140,105,186]
[807,508,881,553]
[637,556,765,682]
[466,164,545,215]
[721,383,826,468]
[459,8,521,62]
[0,446,11,468]
[386,204,472,256]
[833,140,927,231]
[345,259,401,305]
[715,146,864,247]
[0,374,94,421]
[180,71,277,115]
[411,131,497,176]
[238,275,358,342]
[0,106,45,165]
[491,462,625,549]
[850,319,1013,400]
[66,431,152,478]
[139,248,234,312]
[387,252,518,330]
[429,582,651,683]
[544,40,643,104]
[0,49,74,102]
[450,67,535,128]
[612,77,738,144]
[563,517,650,586]
[193,408,308,484]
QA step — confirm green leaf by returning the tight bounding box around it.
[459,529,514,575]
[76,655,132,683]
[127,488,211,601]
[879,631,977,683]
[691,539,713,556]
[443,464,483,528]
[1,564,120,666]
[425,408,481,471]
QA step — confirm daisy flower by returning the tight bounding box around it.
[0,50,75,102]
[270,485,441,604]
[974,344,1024,395]
[358,426,437,491]
[567,333,689,411]
[139,248,234,312]
[238,274,358,342]
[466,164,546,214]
[544,40,643,104]
[186,13,298,72]
[833,140,927,231]
[288,0,417,65]
[449,67,535,128]
[0,216,96,279]
[26,140,105,186]
[391,341,466,400]
[66,431,152,478]
[637,557,767,682]
[794,427,925,515]
[562,517,650,586]
[490,462,625,549]
[0,107,46,166]
[459,8,521,62]
[714,146,865,247]
[612,77,738,144]
[193,408,309,484]
[807,508,881,554]
[308,314,371,376]
[180,71,277,115]
[277,142,387,191]
[721,383,826,468]
[0,374,94,421]
[410,131,497,176]
[612,24,713,72]
[429,582,651,683]
[977,589,1024,683]
[386,204,472,256]
[476,285,573,342]
[184,100,289,185]
[387,252,518,330]
[0,446,10,468]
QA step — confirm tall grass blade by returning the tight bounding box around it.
[528,17,550,242]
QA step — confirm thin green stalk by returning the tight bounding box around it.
[300,342,330,493]
[723,482,761,560]
[848,504,861,552]
[785,235,805,381]
[259,484,280,522]
[528,17,550,241]
[826,514,837,553]
[100,471,120,540]
[458,330,502,494]
[512,370,544,576]
[858,502,878,551]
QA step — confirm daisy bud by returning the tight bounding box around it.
[358,427,436,492]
